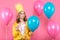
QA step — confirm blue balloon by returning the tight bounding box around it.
[27,16,40,32]
[43,2,55,19]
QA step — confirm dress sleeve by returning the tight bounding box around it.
[24,22,32,40]
[12,22,19,38]
[26,21,32,35]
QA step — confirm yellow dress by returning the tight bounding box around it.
[12,22,32,40]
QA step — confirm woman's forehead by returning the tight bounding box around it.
[20,11,25,14]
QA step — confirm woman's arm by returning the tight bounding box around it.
[12,22,19,38]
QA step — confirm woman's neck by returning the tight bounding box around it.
[20,19,24,22]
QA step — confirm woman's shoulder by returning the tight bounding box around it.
[13,22,18,27]
[14,22,18,25]
[26,21,27,24]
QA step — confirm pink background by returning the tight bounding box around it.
[0,0,60,40]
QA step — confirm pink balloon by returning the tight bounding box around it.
[0,8,13,25]
[34,0,43,16]
[47,21,60,38]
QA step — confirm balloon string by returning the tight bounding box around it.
[6,25,8,40]
[6,26,7,40]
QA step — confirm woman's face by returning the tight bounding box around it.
[19,11,25,19]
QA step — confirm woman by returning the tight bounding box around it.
[12,11,32,40]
